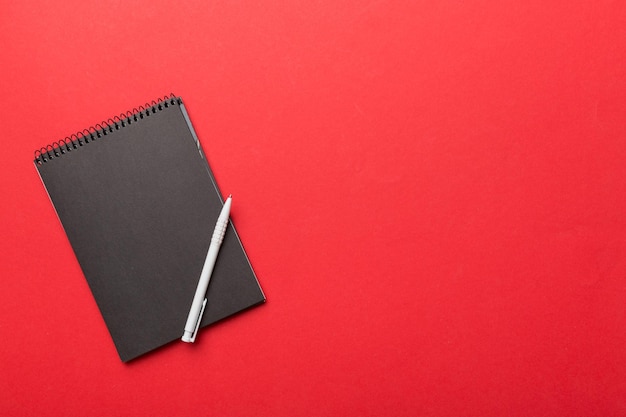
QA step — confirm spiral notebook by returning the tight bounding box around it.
[34,96,265,362]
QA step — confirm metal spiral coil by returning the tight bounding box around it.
[34,94,179,165]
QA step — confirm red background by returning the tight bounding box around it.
[1,1,625,415]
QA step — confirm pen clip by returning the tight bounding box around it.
[190,298,207,343]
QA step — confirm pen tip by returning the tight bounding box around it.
[228,194,232,199]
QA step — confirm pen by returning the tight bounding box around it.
[181,194,232,343]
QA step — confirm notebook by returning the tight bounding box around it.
[34,95,265,362]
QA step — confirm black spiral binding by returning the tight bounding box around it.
[34,94,181,165]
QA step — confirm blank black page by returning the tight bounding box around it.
[35,98,265,362]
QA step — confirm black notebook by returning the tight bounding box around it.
[34,96,265,362]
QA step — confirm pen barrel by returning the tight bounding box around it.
[182,196,231,342]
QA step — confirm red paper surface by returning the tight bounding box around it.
[1,1,625,416]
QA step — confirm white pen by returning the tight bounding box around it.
[182,194,232,343]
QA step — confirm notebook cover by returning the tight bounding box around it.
[34,97,265,362]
